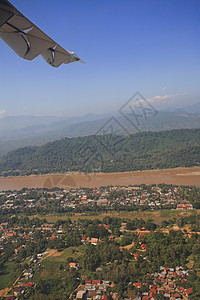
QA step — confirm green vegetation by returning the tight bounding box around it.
[0,128,200,175]
[1,212,200,299]
[0,184,200,298]
[0,261,22,289]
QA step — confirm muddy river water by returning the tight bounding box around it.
[0,167,199,191]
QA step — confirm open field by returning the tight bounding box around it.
[33,247,85,281]
[0,261,21,290]
[0,166,200,191]
[29,209,200,226]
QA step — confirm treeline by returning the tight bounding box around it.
[0,128,200,175]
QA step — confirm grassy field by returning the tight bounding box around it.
[0,261,21,290]
[33,246,85,283]
[29,209,200,226]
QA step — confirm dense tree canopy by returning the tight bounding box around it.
[0,128,200,175]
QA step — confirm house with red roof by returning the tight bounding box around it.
[140,243,146,250]
[150,285,156,290]
[149,291,155,299]
[91,238,99,245]
[69,262,79,269]
[135,282,142,288]
[81,235,87,243]
[28,282,34,287]
[85,280,92,284]
[185,288,193,296]
[150,288,157,294]
[7,233,14,238]
[93,280,101,284]
[15,246,22,254]
[21,282,34,288]
[177,204,193,210]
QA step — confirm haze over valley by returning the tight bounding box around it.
[0,103,200,156]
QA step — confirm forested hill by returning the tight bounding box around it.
[0,128,200,176]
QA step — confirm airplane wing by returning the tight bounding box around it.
[0,0,82,67]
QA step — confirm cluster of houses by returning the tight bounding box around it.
[0,222,34,246]
[0,220,66,249]
[71,265,193,300]
[134,266,193,300]
[4,269,35,299]
[60,185,194,210]
[0,185,195,212]
[177,204,193,210]
[13,281,35,297]
[0,185,198,299]
[73,280,117,300]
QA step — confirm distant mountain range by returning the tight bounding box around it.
[0,128,200,176]
[0,107,199,156]
[0,113,111,139]
[0,113,110,155]
[179,102,200,114]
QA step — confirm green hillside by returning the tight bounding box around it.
[0,112,200,157]
[0,129,200,176]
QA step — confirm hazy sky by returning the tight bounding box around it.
[0,0,200,117]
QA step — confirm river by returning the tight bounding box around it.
[0,167,200,191]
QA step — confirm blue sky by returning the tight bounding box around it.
[0,0,200,117]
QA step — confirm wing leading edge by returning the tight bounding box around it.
[0,0,82,67]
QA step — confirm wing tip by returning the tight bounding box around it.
[77,58,85,64]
